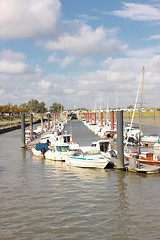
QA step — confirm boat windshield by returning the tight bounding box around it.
[56,146,70,152]
[84,150,100,155]
[99,142,109,152]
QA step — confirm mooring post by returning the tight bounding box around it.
[47,113,50,129]
[30,113,33,141]
[111,111,114,130]
[87,112,89,122]
[90,112,92,123]
[41,114,43,132]
[21,113,25,148]
[94,112,96,124]
[100,112,103,127]
[116,111,125,170]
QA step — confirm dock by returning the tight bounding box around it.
[126,162,160,174]
[26,129,52,150]
[125,158,160,174]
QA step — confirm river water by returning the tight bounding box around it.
[0,121,160,240]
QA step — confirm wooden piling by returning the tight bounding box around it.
[90,112,92,123]
[100,112,103,127]
[30,113,33,141]
[41,114,43,132]
[47,113,50,129]
[21,113,25,148]
[111,111,114,130]
[94,112,96,125]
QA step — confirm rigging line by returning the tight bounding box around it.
[124,68,142,150]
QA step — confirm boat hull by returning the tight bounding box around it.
[65,156,110,169]
[45,150,73,161]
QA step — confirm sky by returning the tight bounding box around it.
[0,0,160,110]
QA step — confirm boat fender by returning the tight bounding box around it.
[70,140,75,144]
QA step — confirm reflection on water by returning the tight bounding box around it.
[0,121,160,240]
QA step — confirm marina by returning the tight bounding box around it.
[0,121,160,240]
[23,111,160,174]
[0,119,160,239]
[1,1,160,239]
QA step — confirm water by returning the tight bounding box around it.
[0,121,160,240]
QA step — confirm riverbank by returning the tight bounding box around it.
[0,119,41,134]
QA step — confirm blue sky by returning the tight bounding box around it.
[0,0,160,109]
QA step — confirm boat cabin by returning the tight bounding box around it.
[91,140,111,152]
[56,134,72,144]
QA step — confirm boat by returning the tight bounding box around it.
[124,126,143,146]
[154,136,160,150]
[31,143,49,157]
[124,67,160,166]
[90,139,117,158]
[124,151,160,166]
[65,149,114,169]
[41,130,79,150]
[44,143,74,161]
[25,130,38,143]
[53,132,80,151]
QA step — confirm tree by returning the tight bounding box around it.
[127,105,133,109]
[27,99,40,113]
[49,103,63,113]
[39,101,47,113]
[19,103,28,108]
[27,99,48,113]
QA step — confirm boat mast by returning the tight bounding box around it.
[138,66,145,153]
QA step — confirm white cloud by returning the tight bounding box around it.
[75,14,100,21]
[47,53,61,63]
[48,53,76,67]
[112,3,160,21]
[0,49,29,74]
[127,45,160,58]
[44,23,128,55]
[38,79,52,90]
[78,57,94,67]
[0,53,160,109]
[147,34,160,40]
[0,0,61,39]
[0,60,29,74]
[60,56,75,68]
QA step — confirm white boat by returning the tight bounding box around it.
[154,136,160,150]
[124,126,143,146]
[65,149,113,169]
[54,133,80,150]
[90,139,117,158]
[31,143,49,157]
[44,143,74,161]
[41,131,58,145]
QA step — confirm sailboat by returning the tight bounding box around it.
[124,67,160,166]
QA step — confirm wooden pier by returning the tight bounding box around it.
[26,129,51,150]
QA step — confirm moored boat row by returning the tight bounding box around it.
[30,119,115,169]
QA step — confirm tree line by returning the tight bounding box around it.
[0,99,63,114]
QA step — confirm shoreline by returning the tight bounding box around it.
[0,119,41,134]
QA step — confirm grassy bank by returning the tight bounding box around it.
[0,115,41,129]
